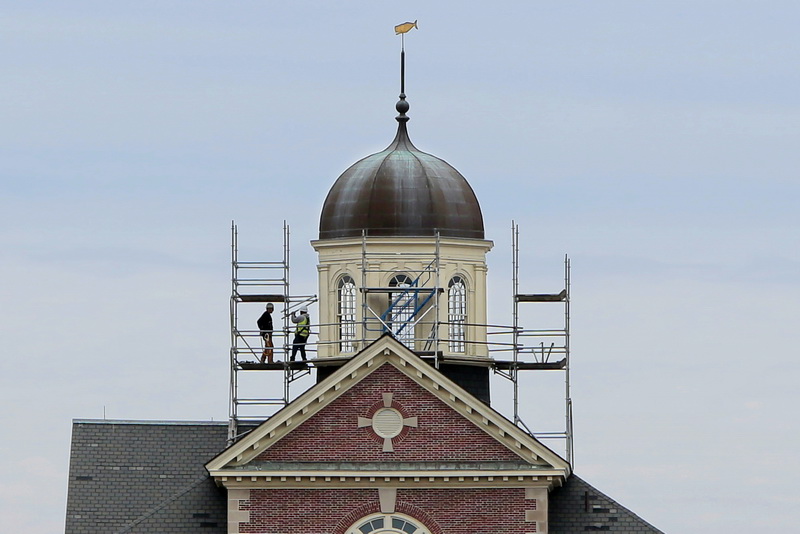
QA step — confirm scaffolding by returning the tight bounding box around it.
[228,221,316,443]
[501,221,573,465]
[227,222,573,466]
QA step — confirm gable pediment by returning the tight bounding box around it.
[206,336,570,486]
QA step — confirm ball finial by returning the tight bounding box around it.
[396,93,410,122]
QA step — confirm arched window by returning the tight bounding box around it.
[338,275,356,352]
[388,274,414,347]
[346,513,431,534]
[448,276,467,353]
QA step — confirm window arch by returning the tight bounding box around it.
[338,275,356,352]
[346,513,430,534]
[448,276,467,353]
[388,274,414,347]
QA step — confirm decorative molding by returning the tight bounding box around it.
[216,472,563,490]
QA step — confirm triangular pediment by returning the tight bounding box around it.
[206,336,570,484]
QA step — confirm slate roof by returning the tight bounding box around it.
[66,419,662,533]
[65,420,229,534]
[550,475,664,533]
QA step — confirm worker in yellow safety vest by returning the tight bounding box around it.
[290,305,310,361]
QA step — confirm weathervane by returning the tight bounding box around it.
[394,20,418,121]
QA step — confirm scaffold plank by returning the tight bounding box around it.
[239,361,311,370]
[238,362,285,370]
[493,358,567,370]
[237,294,286,302]
[515,289,567,302]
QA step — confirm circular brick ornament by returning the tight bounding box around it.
[357,394,419,452]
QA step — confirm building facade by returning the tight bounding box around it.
[65,80,663,534]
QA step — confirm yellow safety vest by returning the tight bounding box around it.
[296,315,310,337]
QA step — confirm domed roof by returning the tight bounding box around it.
[319,102,484,240]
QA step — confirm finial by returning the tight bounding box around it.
[394,21,418,123]
[396,92,409,123]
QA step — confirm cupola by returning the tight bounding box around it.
[312,58,494,404]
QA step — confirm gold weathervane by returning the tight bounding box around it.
[395,20,417,98]
[394,20,418,35]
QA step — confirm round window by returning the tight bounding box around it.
[346,513,430,534]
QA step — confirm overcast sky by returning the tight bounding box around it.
[2,2,799,533]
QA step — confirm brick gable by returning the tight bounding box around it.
[255,363,524,463]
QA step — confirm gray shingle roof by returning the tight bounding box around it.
[65,420,229,534]
[549,474,664,533]
[66,420,662,533]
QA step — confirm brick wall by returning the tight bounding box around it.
[239,487,530,534]
[256,363,523,463]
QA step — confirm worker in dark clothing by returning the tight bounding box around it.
[257,303,274,363]
[290,305,310,361]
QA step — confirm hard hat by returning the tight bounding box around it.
[299,305,308,313]
[266,303,274,311]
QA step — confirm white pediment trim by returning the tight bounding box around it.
[206,336,571,478]
[215,470,565,491]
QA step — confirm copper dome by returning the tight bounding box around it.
[319,118,484,240]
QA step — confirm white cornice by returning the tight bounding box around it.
[311,236,494,252]
[212,470,565,490]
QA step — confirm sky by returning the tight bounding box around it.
[1,1,799,532]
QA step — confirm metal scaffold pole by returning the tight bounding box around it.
[434,230,441,368]
[564,255,573,466]
[283,221,290,405]
[512,221,520,424]
[228,222,239,443]
[361,230,368,347]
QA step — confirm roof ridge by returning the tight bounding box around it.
[73,419,227,426]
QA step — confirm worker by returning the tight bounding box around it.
[290,305,310,361]
[257,303,274,363]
